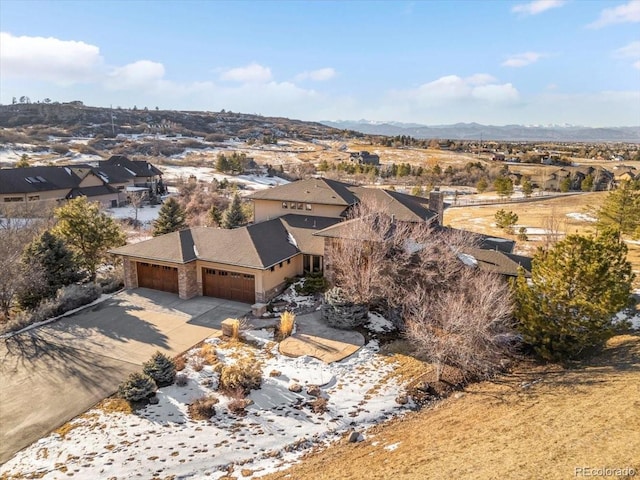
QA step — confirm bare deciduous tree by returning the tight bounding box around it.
[325,198,516,380]
[404,268,515,381]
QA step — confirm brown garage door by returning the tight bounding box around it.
[137,262,179,294]
[202,268,255,303]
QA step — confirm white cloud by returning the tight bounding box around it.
[392,74,520,106]
[219,63,272,83]
[613,41,640,69]
[511,0,566,16]
[502,52,545,67]
[0,32,103,84]
[614,41,640,58]
[295,67,336,82]
[106,60,165,90]
[587,0,640,28]
[465,73,497,86]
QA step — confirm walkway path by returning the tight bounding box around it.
[279,311,365,363]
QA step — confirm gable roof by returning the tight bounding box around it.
[248,177,358,206]
[101,156,163,177]
[348,187,437,223]
[111,215,342,269]
[0,166,82,194]
[462,247,531,277]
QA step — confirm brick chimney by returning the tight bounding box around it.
[429,188,444,225]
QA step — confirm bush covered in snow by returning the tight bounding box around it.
[118,372,157,403]
[142,351,176,386]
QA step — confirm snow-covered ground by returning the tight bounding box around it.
[0,328,407,479]
[159,166,289,193]
[105,204,163,227]
[566,212,596,222]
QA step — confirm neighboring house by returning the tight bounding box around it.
[112,177,521,304]
[98,156,165,195]
[0,156,164,207]
[349,151,380,166]
[0,165,121,207]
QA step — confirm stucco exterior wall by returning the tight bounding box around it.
[1,189,69,203]
[253,199,345,223]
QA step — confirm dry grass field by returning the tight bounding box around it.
[444,192,640,287]
[264,335,640,480]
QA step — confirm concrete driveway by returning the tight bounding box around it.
[0,289,249,464]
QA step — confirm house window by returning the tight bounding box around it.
[3,197,23,202]
[306,203,312,210]
[282,202,288,209]
[28,195,40,201]
[304,255,323,273]
[297,203,304,210]
[290,202,296,209]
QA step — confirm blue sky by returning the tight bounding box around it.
[1,0,639,126]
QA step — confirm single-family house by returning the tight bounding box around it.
[0,165,121,207]
[112,177,519,304]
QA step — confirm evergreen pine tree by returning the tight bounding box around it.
[596,181,640,236]
[18,230,82,308]
[514,229,634,360]
[143,351,176,386]
[208,205,222,227]
[52,197,126,280]
[152,197,187,236]
[222,193,246,229]
[521,179,533,197]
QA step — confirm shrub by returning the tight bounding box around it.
[309,397,328,414]
[142,351,176,386]
[494,209,518,234]
[118,372,157,403]
[278,311,295,340]
[227,388,252,415]
[322,287,368,329]
[192,357,204,372]
[218,360,262,395]
[294,272,328,295]
[27,283,102,324]
[194,343,218,365]
[227,318,247,342]
[188,395,218,420]
[175,374,188,387]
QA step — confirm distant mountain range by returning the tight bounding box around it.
[321,120,640,143]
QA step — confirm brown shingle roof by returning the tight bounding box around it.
[348,187,437,223]
[111,215,342,269]
[248,178,358,206]
[463,248,531,277]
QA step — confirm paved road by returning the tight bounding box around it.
[0,289,249,464]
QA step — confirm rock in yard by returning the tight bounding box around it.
[395,395,408,405]
[148,396,159,405]
[346,430,361,443]
[288,383,303,393]
[307,385,321,397]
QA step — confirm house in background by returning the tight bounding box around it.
[0,165,121,207]
[349,151,380,166]
[112,177,517,304]
[0,156,163,208]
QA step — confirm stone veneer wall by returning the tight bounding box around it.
[123,258,138,289]
[178,262,199,299]
[257,281,287,303]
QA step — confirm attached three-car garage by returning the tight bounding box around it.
[136,262,179,294]
[202,268,255,304]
